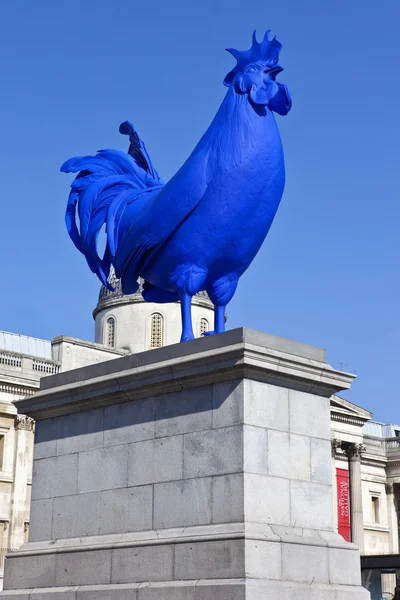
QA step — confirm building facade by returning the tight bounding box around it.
[0,283,397,597]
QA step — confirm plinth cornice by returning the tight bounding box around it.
[14,328,355,421]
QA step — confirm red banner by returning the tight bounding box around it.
[336,468,351,542]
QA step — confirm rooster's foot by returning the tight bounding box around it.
[203,330,217,336]
[180,333,195,342]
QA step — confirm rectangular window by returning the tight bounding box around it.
[371,495,380,523]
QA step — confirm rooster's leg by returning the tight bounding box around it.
[204,274,237,336]
[180,293,195,342]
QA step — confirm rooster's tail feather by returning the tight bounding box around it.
[61,125,164,289]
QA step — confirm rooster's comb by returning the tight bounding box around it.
[224,30,282,87]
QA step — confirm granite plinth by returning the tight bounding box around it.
[0,328,369,599]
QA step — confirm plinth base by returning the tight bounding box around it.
[0,329,369,600]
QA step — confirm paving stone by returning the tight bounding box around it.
[99,486,153,534]
[154,477,212,528]
[128,436,183,486]
[32,455,78,500]
[78,445,128,493]
[57,409,103,455]
[183,426,242,479]
[104,398,155,447]
[156,387,212,437]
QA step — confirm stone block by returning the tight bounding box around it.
[290,481,332,530]
[244,381,289,432]
[289,390,331,440]
[4,554,56,589]
[282,543,329,583]
[138,582,195,600]
[174,539,244,580]
[0,594,30,599]
[32,455,78,500]
[78,446,128,493]
[57,409,103,455]
[212,380,243,428]
[155,386,212,437]
[33,418,58,460]
[195,584,245,600]
[183,426,242,479]
[334,586,370,600]
[212,473,244,523]
[329,548,362,585]
[245,540,281,579]
[153,477,212,528]
[31,590,77,600]
[99,486,153,534]
[289,434,310,481]
[55,550,111,586]
[243,426,268,475]
[267,430,289,478]
[311,438,333,485]
[77,584,138,599]
[245,474,290,526]
[29,498,53,541]
[52,492,100,539]
[128,436,183,486]
[104,398,155,447]
[111,545,174,584]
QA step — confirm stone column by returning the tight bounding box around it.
[344,442,365,554]
[331,439,341,532]
[386,483,400,554]
[8,416,34,550]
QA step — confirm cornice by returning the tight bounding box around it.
[331,413,367,427]
[14,329,354,421]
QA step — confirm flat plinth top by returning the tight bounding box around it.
[14,328,354,421]
[41,328,325,392]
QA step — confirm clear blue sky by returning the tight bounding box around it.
[0,0,398,422]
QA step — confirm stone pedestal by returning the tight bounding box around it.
[0,328,369,599]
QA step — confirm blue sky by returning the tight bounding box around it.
[0,0,398,421]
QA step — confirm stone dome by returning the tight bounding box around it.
[93,269,215,354]
[93,270,213,319]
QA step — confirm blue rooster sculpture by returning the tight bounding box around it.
[62,30,292,342]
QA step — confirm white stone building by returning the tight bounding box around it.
[0,283,398,597]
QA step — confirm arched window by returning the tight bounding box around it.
[198,317,209,337]
[106,316,116,348]
[150,313,164,348]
